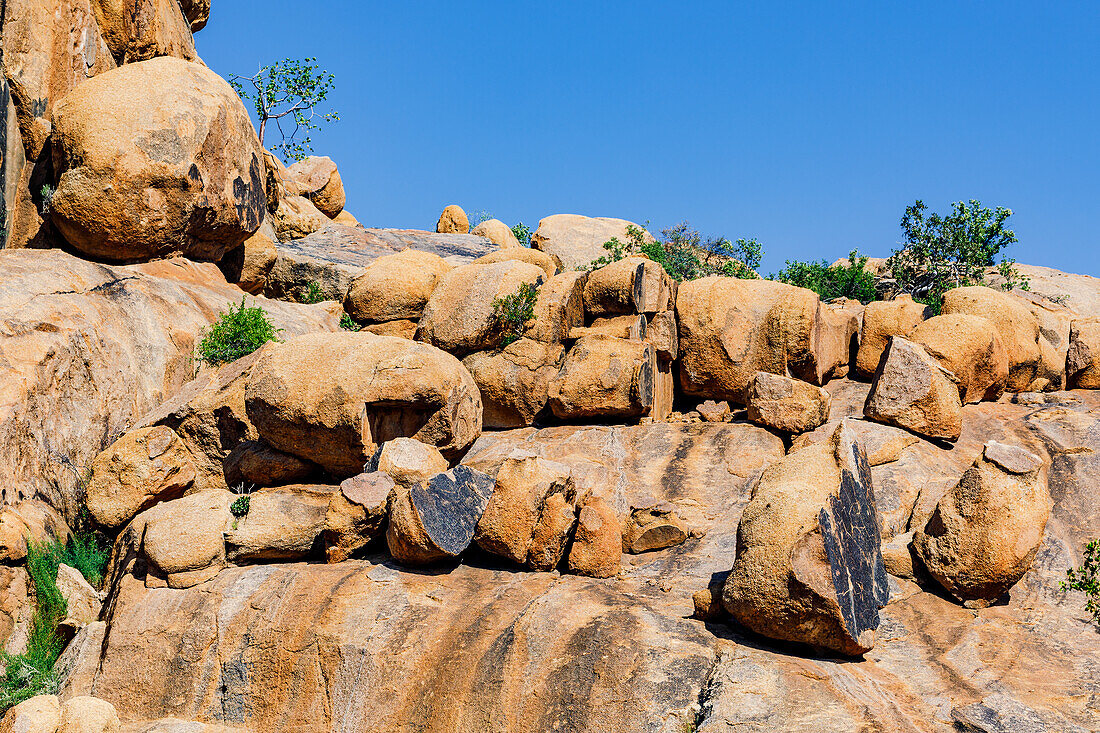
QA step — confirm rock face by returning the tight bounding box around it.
[470,219,521,248]
[525,271,587,344]
[0,250,337,521]
[583,256,674,316]
[136,490,233,589]
[285,156,345,219]
[269,195,329,242]
[224,485,335,563]
[864,337,963,441]
[0,500,70,563]
[941,286,1042,392]
[462,339,565,428]
[473,248,559,279]
[218,223,278,295]
[387,466,495,565]
[50,57,264,262]
[621,501,689,553]
[344,250,452,324]
[914,441,1050,607]
[91,0,198,63]
[416,260,545,355]
[474,453,572,565]
[1067,319,1100,388]
[547,336,655,419]
[723,421,889,655]
[855,295,928,379]
[744,371,831,433]
[372,438,450,487]
[436,205,469,234]
[245,332,482,477]
[909,314,1008,403]
[85,425,196,529]
[530,214,654,271]
[676,277,829,402]
[566,497,621,578]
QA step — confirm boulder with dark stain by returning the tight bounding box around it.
[387,466,495,565]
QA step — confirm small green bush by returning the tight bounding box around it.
[888,199,1027,313]
[298,281,325,304]
[38,185,55,216]
[231,495,251,518]
[1063,538,1100,626]
[339,312,361,331]
[59,531,110,589]
[770,250,878,303]
[511,222,532,247]
[196,298,282,366]
[492,281,540,347]
[583,222,763,282]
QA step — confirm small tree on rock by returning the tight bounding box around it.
[229,57,339,163]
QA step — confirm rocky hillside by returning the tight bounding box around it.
[3,3,1100,732]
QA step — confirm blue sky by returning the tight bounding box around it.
[198,2,1100,275]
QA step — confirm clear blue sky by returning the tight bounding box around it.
[197,2,1100,276]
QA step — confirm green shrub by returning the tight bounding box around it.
[888,199,1027,313]
[38,185,55,216]
[0,540,67,711]
[492,281,540,347]
[582,222,763,282]
[59,531,110,589]
[770,250,878,303]
[231,495,251,519]
[196,298,282,366]
[298,281,325,304]
[339,312,361,331]
[1063,538,1100,626]
[511,222,532,247]
[467,210,492,230]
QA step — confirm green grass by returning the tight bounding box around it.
[59,532,110,589]
[196,298,282,366]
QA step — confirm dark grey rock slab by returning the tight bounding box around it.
[411,465,495,557]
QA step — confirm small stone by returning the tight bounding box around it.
[697,400,731,423]
[621,504,689,553]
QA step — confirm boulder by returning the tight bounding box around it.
[416,260,545,355]
[386,466,495,565]
[475,453,573,565]
[270,195,329,242]
[91,0,197,62]
[0,249,339,522]
[566,497,621,578]
[325,472,394,562]
[0,695,61,732]
[224,485,335,563]
[138,490,233,589]
[55,564,101,632]
[286,156,345,219]
[572,314,647,341]
[722,421,889,655]
[372,438,450,487]
[583,257,674,316]
[676,276,826,401]
[245,332,482,477]
[85,426,197,530]
[344,250,452,324]
[1017,292,1073,391]
[696,400,730,423]
[58,695,120,733]
[941,287,1042,392]
[363,320,417,339]
[854,295,929,379]
[547,336,655,420]
[817,300,862,381]
[530,214,655,271]
[908,314,1008,403]
[218,221,278,296]
[645,310,678,360]
[178,0,210,31]
[222,441,317,489]
[462,340,565,428]
[744,372,831,434]
[526,492,577,571]
[50,57,263,262]
[914,441,1050,607]
[652,358,675,422]
[333,210,361,227]
[524,271,587,344]
[1067,319,1100,389]
[473,248,559,279]
[621,500,689,553]
[864,337,962,442]
[470,219,521,249]
[436,205,469,234]
[0,501,70,563]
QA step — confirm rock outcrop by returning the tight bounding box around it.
[908,313,1008,403]
[286,156,345,219]
[854,295,928,379]
[1067,319,1100,388]
[436,205,469,234]
[547,335,655,419]
[462,339,565,428]
[50,57,264,262]
[470,218,521,248]
[344,249,452,324]
[864,337,963,441]
[530,214,655,271]
[941,286,1043,392]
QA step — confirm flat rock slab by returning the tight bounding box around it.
[265,224,498,301]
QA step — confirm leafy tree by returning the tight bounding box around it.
[511,222,532,247]
[229,57,339,163]
[771,250,878,303]
[888,199,1027,312]
[467,210,492,230]
[196,299,282,366]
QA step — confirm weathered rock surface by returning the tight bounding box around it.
[224,485,335,563]
[264,225,496,303]
[524,271,587,344]
[470,219,521,248]
[855,295,929,379]
[1067,319,1100,388]
[864,337,963,441]
[371,438,450,488]
[474,453,572,565]
[0,694,61,732]
[462,339,565,428]
[58,694,121,732]
[530,214,655,271]
[567,496,622,578]
[134,490,233,589]
[745,371,831,433]
[344,250,452,324]
[723,421,890,655]
[0,250,338,522]
[436,204,469,234]
[621,500,689,554]
[222,441,317,489]
[914,441,1050,607]
[416,260,545,356]
[325,472,394,562]
[0,500,71,563]
[245,332,482,476]
[583,256,674,316]
[217,223,278,296]
[941,286,1043,392]
[50,57,263,262]
[526,491,576,571]
[387,466,495,565]
[473,247,559,279]
[269,195,329,243]
[91,0,197,63]
[285,156,345,219]
[547,335,655,420]
[909,314,1008,403]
